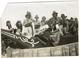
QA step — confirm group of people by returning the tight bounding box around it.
[6,11,78,38]
[5,10,78,46]
[2,11,78,55]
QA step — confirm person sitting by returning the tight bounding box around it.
[40,16,46,26]
[15,21,23,35]
[6,20,14,33]
[47,11,60,32]
[45,11,63,46]
[2,21,14,55]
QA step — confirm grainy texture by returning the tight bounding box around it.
[50,46,63,56]
[62,45,69,56]
[37,47,50,56]
[6,42,78,57]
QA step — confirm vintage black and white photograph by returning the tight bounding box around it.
[1,0,78,57]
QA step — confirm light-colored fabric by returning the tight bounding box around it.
[56,24,59,29]
[36,24,49,34]
[22,18,35,39]
[31,22,35,36]
[56,24,63,36]
[22,26,32,39]
[39,24,49,32]
[23,18,32,26]
[16,29,21,35]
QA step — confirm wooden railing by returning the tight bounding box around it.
[6,42,78,57]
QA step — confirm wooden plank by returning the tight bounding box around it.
[37,47,50,57]
[18,49,24,57]
[6,47,12,57]
[62,45,69,56]
[32,49,38,57]
[69,43,76,56]
[6,42,78,57]
[11,49,20,57]
[23,49,33,57]
[75,42,78,56]
[50,46,62,56]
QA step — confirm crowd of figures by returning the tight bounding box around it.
[4,11,78,37]
[1,11,78,55]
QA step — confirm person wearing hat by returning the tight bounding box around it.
[22,11,35,38]
[46,11,63,46]
[34,15,40,28]
[34,15,39,23]
[47,11,60,31]
[34,15,41,34]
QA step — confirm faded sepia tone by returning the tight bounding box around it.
[1,0,78,57]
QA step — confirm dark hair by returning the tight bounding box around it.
[16,21,22,32]
[41,16,46,22]
[6,20,12,29]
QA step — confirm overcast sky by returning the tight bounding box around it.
[1,0,78,29]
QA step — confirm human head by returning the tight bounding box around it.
[61,14,67,19]
[75,18,78,22]
[25,11,31,19]
[16,21,22,32]
[70,17,74,22]
[41,16,46,22]
[52,11,58,17]
[6,20,12,29]
[34,15,39,22]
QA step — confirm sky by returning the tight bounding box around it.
[1,0,78,29]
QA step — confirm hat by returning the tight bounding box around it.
[70,17,74,21]
[25,11,31,18]
[35,15,39,19]
[61,14,67,18]
[52,11,58,15]
[6,20,10,23]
